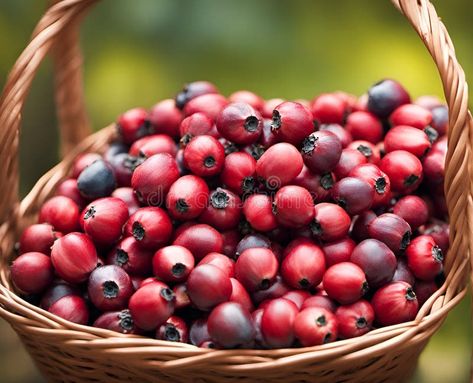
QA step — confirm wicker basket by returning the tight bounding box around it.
[0,0,472,382]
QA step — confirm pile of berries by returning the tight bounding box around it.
[11,79,450,348]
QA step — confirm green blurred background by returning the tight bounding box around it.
[1,0,472,382]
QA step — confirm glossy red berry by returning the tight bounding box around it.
[186,264,232,310]
[153,245,195,283]
[393,195,429,230]
[173,223,223,260]
[235,234,271,258]
[384,125,431,158]
[235,248,278,292]
[311,93,347,125]
[351,239,397,288]
[94,309,138,334]
[271,101,314,145]
[422,144,446,185]
[415,281,438,306]
[228,90,264,111]
[107,237,153,276]
[252,275,290,304]
[351,210,377,242]
[229,278,254,312]
[406,235,443,281]
[345,111,383,144]
[111,187,140,215]
[19,223,61,255]
[301,131,342,174]
[281,242,325,289]
[261,98,284,118]
[129,134,177,158]
[179,112,218,144]
[129,281,175,330]
[81,197,129,246]
[11,252,54,294]
[281,290,311,310]
[333,148,367,179]
[149,99,182,138]
[183,135,225,177]
[117,108,151,144]
[200,188,242,230]
[301,295,337,313]
[319,124,353,148]
[72,153,103,178]
[335,300,374,339]
[189,318,212,346]
[294,307,338,346]
[131,153,179,205]
[261,298,299,348]
[392,259,415,286]
[175,81,219,109]
[323,262,368,305]
[273,186,314,228]
[48,294,89,325]
[390,103,432,129]
[311,203,351,242]
[40,282,79,310]
[348,163,391,207]
[293,166,335,203]
[183,93,229,120]
[347,140,381,164]
[88,265,133,311]
[55,178,86,207]
[166,175,209,220]
[368,213,412,253]
[220,152,257,195]
[39,196,79,233]
[331,177,374,215]
[379,150,423,193]
[173,284,191,310]
[322,237,356,267]
[216,102,263,144]
[367,79,410,118]
[243,194,277,232]
[157,316,189,343]
[420,222,449,253]
[371,281,418,326]
[51,232,98,284]
[125,207,173,250]
[199,252,235,279]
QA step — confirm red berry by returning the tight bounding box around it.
[173,284,191,310]
[220,152,257,195]
[55,178,86,207]
[371,281,418,326]
[125,207,173,250]
[208,302,255,348]
[301,295,337,313]
[392,259,415,286]
[256,143,303,188]
[331,177,374,215]
[183,135,225,177]
[415,281,438,306]
[422,146,446,185]
[175,81,219,109]
[390,104,432,129]
[81,197,129,246]
[319,124,353,148]
[293,166,335,203]
[262,98,284,118]
[345,111,383,144]
[179,112,218,144]
[129,134,177,158]
[11,252,54,294]
[111,187,140,215]
[281,242,325,289]
[200,188,242,230]
[333,148,367,179]
[282,290,311,309]
[419,222,449,253]
[367,79,411,118]
[88,265,133,311]
[322,237,356,267]
[243,194,277,232]
[229,278,254,312]
[350,239,397,288]
[252,275,290,304]
[173,223,223,260]
[228,90,264,111]
[217,103,263,144]
[19,223,61,255]
[72,153,103,178]
[379,150,423,193]
[48,295,89,325]
[261,298,299,348]
[40,282,79,310]
[384,125,431,158]
[311,203,351,242]
[199,252,235,279]
[335,300,374,339]
[107,237,153,276]
[39,196,79,233]
[189,318,211,346]
[235,248,278,292]
[221,229,240,258]
[157,316,189,343]
[351,210,377,242]
[294,307,338,346]
[348,163,391,207]
[323,262,368,305]
[153,245,195,283]
[131,153,179,205]
[393,195,429,230]
[347,140,381,164]
[94,309,138,334]
[183,93,229,120]
[186,264,232,310]
[301,131,342,174]
[415,95,442,111]
[51,232,98,284]
[129,281,175,331]
[368,213,411,253]
[406,235,443,281]
[107,153,136,188]
[117,107,151,144]
[252,308,265,347]
[166,175,209,220]
[271,101,314,145]
[149,99,182,138]
[273,186,315,228]
[311,93,347,125]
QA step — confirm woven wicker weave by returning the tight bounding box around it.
[0,0,472,382]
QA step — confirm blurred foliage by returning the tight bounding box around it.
[0,0,472,382]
